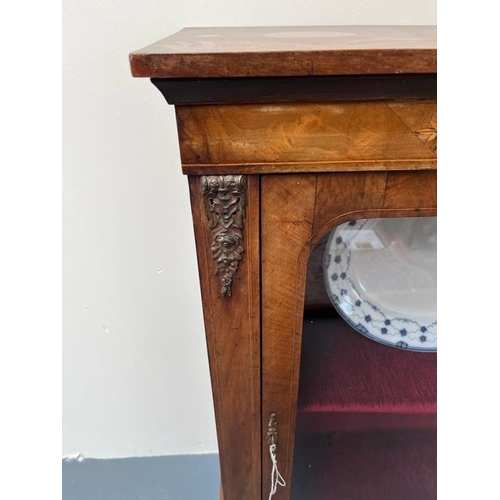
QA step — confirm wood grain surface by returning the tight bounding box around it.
[261,174,317,500]
[303,236,333,312]
[176,100,437,175]
[130,26,436,78]
[188,175,261,500]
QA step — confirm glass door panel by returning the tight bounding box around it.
[291,217,437,500]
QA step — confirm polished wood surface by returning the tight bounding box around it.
[188,175,261,500]
[131,28,437,499]
[261,171,437,499]
[176,100,437,175]
[130,26,436,78]
[261,175,317,498]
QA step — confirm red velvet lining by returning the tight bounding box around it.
[297,315,437,431]
[291,429,437,500]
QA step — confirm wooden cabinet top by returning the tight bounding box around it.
[129,25,436,78]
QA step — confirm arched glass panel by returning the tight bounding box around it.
[291,216,437,499]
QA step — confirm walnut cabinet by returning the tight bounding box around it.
[130,26,437,500]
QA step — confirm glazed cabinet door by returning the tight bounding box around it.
[260,171,437,500]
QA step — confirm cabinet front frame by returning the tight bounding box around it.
[181,96,437,500]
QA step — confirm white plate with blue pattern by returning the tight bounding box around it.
[324,217,437,352]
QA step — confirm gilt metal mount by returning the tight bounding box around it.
[267,412,278,446]
[201,175,247,297]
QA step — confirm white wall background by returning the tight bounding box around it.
[62,0,436,458]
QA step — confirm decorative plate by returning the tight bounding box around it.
[324,217,437,352]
